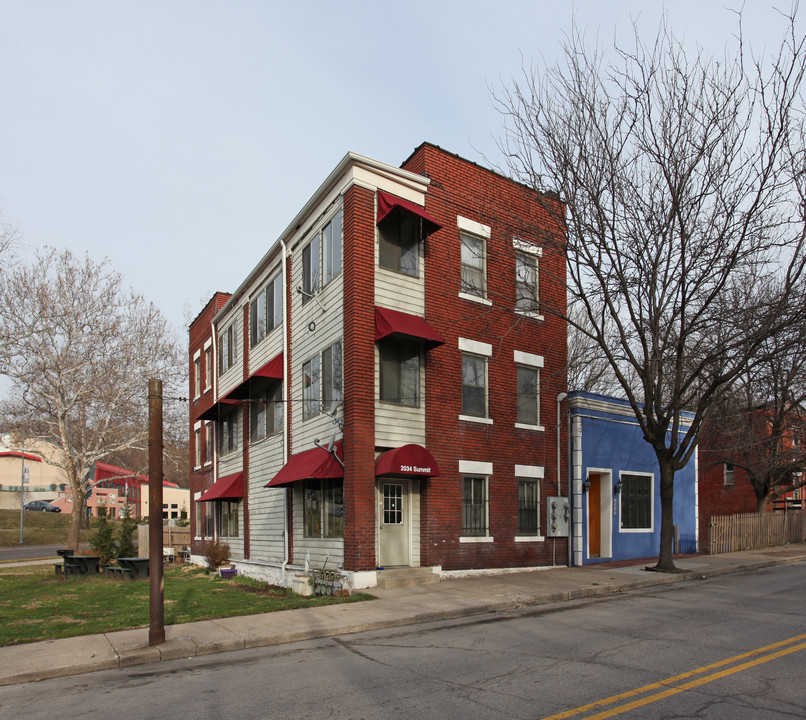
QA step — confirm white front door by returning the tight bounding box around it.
[378,480,409,567]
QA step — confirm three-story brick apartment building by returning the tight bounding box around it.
[189,143,568,589]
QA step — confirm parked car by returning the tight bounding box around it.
[24,500,61,513]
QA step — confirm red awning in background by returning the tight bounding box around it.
[0,451,42,463]
[374,306,444,348]
[225,352,284,400]
[376,190,441,235]
[265,441,344,487]
[198,472,243,502]
[375,444,440,478]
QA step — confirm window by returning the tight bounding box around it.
[460,233,486,297]
[515,252,539,312]
[620,474,652,529]
[462,476,488,536]
[517,366,540,426]
[303,478,344,537]
[462,354,487,417]
[379,339,420,406]
[518,478,540,535]
[194,427,201,467]
[250,379,283,442]
[302,356,321,420]
[193,356,201,398]
[323,209,342,285]
[204,347,212,390]
[379,207,419,277]
[724,462,735,486]
[322,340,343,410]
[217,501,239,537]
[250,273,283,347]
[302,239,320,303]
[218,407,239,456]
[218,321,238,375]
[204,421,213,464]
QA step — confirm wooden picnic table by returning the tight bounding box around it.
[63,555,100,576]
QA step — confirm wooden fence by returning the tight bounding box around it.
[709,511,806,554]
[137,525,192,557]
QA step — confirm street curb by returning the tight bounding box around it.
[1,551,803,686]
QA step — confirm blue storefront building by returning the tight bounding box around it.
[569,391,698,566]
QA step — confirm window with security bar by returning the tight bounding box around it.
[517,478,540,535]
[462,475,488,536]
[620,473,652,529]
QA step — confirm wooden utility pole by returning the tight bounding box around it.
[148,378,165,646]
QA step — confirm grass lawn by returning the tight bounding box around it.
[0,508,100,547]
[0,562,372,647]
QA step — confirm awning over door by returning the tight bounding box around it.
[224,352,284,400]
[198,472,243,502]
[375,444,440,478]
[265,441,344,487]
[376,190,441,235]
[374,307,444,348]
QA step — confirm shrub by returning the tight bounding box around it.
[89,508,116,563]
[116,504,137,558]
[202,538,230,570]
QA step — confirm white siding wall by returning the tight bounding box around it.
[248,435,287,562]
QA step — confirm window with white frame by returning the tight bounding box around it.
[303,478,344,537]
[302,209,342,303]
[302,355,321,420]
[204,421,213,464]
[462,476,488,537]
[218,406,239,456]
[250,378,283,442]
[250,273,283,348]
[217,501,239,537]
[462,354,487,417]
[516,366,540,426]
[204,346,212,390]
[322,340,343,410]
[460,233,486,298]
[379,206,419,277]
[379,338,420,406]
[515,252,539,312]
[193,355,201,398]
[194,427,202,467]
[620,474,653,529]
[723,462,735,486]
[218,321,238,375]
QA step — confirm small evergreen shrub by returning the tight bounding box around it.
[116,504,137,558]
[89,508,116,563]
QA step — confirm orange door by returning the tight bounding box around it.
[588,473,601,557]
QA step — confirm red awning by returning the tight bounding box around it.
[377,190,441,235]
[374,306,444,348]
[265,441,344,487]
[225,352,284,401]
[198,398,241,421]
[198,472,243,502]
[376,444,440,477]
[0,451,42,463]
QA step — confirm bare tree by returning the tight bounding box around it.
[706,324,806,512]
[0,248,185,548]
[494,11,806,570]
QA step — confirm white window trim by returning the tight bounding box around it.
[457,215,491,237]
[459,338,493,356]
[459,466,493,542]
[618,471,655,534]
[459,291,493,306]
[203,340,213,390]
[460,460,493,474]
[513,237,542,256]
[461,415,494,425]
[193,349,202,399]
[515,464,544,478]
[513,350,544,367]
[460,535,494,544]
[204,421,213,467]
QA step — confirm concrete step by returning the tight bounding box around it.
[376,566,440,589]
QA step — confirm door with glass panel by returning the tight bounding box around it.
[378,480,409,567]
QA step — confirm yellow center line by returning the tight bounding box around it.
[539,632,806,720]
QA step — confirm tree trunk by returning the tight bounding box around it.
[67,485,86,551]
[757,494,773,513]
[653,456,677,572]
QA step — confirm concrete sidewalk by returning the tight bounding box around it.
[2,544,805,686]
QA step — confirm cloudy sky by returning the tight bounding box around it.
[0,1,798,335]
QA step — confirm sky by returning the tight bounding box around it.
[0,1,799,337]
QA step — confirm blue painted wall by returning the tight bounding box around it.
[570,391,698,565]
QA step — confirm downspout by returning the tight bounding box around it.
[556,393,567,567]
[281,238,290,575]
